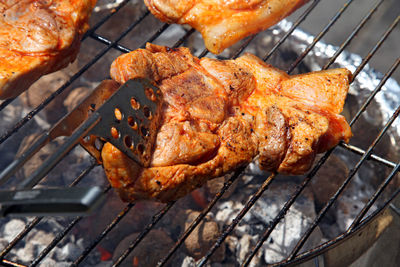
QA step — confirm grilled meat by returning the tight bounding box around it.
[102,43,352,202]
[0,0,97,100]
[144,0,309,54]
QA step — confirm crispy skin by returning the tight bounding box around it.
[103,43,352,202]
[144,0,309,54]
[0,0,97,99]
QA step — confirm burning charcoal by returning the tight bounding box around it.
[1,219,26,242]
[190,188,210,209]
[112,229,176,267]
[0,99,25,171]
[181,256,196,267]
[262,214,323,264]
[206,175,237,200]
[0,238,8,251]
[183,210,225,262]
[213,181,322,264]
[19,69,73,124]
[215,201,245,226]
[251,184,322,264]
[54,243,81,262]
[310,154,348,207]
[236,234,262,266]
[0,99,23,129]
[225,236,239,257]
[15,244,39,263]
[92,198,166,255]
[38,218,65,233]
[15,133,67,186]
[15,133,94,188]
[25,230,55,247]
[95,261,114,267]
[336,192,378,233]
[40,258,57,267]
[14,229,55,263]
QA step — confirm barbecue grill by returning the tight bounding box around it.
[0,0,399,266]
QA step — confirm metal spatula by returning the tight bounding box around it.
[0,78,162,216]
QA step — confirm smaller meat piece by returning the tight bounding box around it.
[0,0,97,99]
[102,43,352,202]
[144,0,309,54]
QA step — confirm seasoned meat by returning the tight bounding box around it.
[102,43,352,202]
[0,0,97,99]
[144,0,309,54]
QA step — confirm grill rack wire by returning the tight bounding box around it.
[0,0,399,266]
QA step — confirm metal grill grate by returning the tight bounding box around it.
[0,0,399,266]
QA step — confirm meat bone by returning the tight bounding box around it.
[0,78,162,216]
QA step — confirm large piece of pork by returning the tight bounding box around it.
[102,43,352,202]
[0,0,97,99]
[144,0,309,54]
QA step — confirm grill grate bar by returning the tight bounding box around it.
[287,101,400,261]
[263,0,321,62]
[1,259,27,267]
[0,99,14,113]
[157,167,246,267]
[89,33,132,53]
[0,9,150,146]
[387,189,400,216]
[287,0,355,74]
[351,15,400,82]
[322,0,384,70]
[173,28,196,48]
[0,0,130,114]
[348,160,400,231]
[113,202,175,267]
[197,173,276,267]
[0,161,97,261]
[232,35,257,59]
[350,57,400,126]
[29,185,112,267]
[139,23,171,49]
[198,48,210,58]
[72,202,136,266]
[82,0,131,42]
[339,142,397,168]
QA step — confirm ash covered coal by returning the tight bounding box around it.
[0,217,94,266]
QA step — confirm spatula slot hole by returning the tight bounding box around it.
[124,135,133,149]
[114,108,123,122]
[128,116,138,130]
[140,126,149,137]
[145,87,156,102]
[137,143,145,154]
[130,97,140,110]
[111,127,120,139]
[143,106,152,119]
